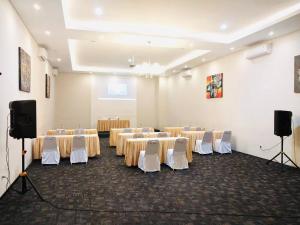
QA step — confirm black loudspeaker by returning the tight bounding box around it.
[274,110,292,137]
[9,100,36,139]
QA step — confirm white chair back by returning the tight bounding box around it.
[56,129,66,135]
[43,137,57,151]
[73,135,86,150]
[145,140,160,156]
[174,138,187,154]
[74,128,84,135]
[123,128,133,133]
[133,133,144,138]
[157,132,169,137]
[203,131,213,143]
[142,127,151,132]
[183,127,191,131]
[221,131,232,142]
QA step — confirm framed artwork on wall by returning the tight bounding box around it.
[295,55,300,93]
[18,47,31,92]
[206,73,223,99]
[45,74,50,98]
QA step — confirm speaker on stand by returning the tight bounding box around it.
[267,110,299,170]
[9,100,44,201]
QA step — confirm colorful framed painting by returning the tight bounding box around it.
[206,73,223,99]
[45,74,50,98]
[18,47,31,92]
[295,55,300,93]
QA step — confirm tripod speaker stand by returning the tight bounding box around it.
[267,110,299,171]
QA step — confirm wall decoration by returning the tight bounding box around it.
[206,73,223,99]
[45,74,50,98]
[18,47,31,92]
[295,55,300,93]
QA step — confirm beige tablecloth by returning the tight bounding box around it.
[47,129,97,136]
[32,134,101,159]
[180,130,224,152]
[109,128,154,146]
[116,132,168,156]
[164,127,198,137]
[124,137,191,167]
[97,119,130,132]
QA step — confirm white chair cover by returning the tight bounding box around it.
[133,133,144,138]
[214,131,232,154]
[166,138,189,170]
[183,127,191,131]
[138,140,160,172]
[70,135,88,164]
[56,129,66,135]
[41,137,60,165]
[123,128,133,133]
[194,131,213,154]
[157,132,169,137]
[74,128,84,135]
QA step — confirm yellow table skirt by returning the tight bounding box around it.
[110,128,154,147]
[124,137,191,167]
[164,127,197,137]
[32,134,101,159]
[181,130,224,152]
[116,132,167,156]
[97,119,130,132]
[47,129,97,136]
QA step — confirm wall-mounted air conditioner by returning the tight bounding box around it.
[245,43,272,60]
[38,47,48,61]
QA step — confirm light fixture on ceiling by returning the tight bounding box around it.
[202,58,206,62]
[172,70,177,73]
[33,3,41,10]
[128,56,135,67]
[268,31,274,36]
[95,7,103,16]
[220,23,228,31]
[230,47,235,51]
[45,30,51,36]
[57,58,62,62]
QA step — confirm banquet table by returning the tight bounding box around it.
[47,129,97,136]
[180,130,224,152]
[97,119,130,132]
[32,134,100,159]
[164,127,198,137]
[124,137,191,167]
[116,132,169,156]
[109,127,154,146]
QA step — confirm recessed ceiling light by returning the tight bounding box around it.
[57,58,61,62]
[172,70,177,73]
[95,7,103,16]
[202,58,206,62]
[45,30,51,36]
[184,65,188,68]
[33,4,41,10]
[268,31,274,36]
[230,47,235,51]
[220,23,228,31]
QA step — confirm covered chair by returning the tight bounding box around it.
[70,135,88,164]
[123,128,133,133]
[157,132,169,137]
[183,126,191,131]
[74,128,84,135]
[142,127,151,132]
[41,137,60,165]
[214,131,232,154]
[138,140,160,172]
[133,133,144,138]
[194,131,213,154]
[56,129,66,135]
[196,127,203,131]
[166,138,189,170]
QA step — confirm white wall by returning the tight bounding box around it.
[55,73,158,129]
[158,30,300,166]
[0,0,56,197]
[55,73,91,128]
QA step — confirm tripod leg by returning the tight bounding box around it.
[25,175,45,201]
[266,152,281,164]
[282,152,299,169]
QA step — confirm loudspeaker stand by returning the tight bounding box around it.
[266,136,299,171]
[14,138,44,201]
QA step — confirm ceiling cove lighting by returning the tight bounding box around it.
[33,4,41,10]
[62,0,300,44]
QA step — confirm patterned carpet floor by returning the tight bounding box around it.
[0,137,300,225]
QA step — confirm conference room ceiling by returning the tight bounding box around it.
[11,0,300,76]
